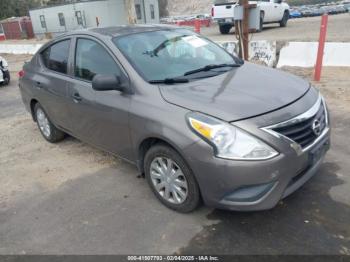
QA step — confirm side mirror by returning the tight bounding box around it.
[92,74,124,92]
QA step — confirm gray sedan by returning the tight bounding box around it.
[18,25,330,212]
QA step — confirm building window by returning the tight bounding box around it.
[150,4,155,19]
[135,4,142,20]
[40,15,46,29]
[75,11,83,25]
[58,13,65,26]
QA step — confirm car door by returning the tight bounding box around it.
[34,39,73,131]
[67,36,133,160]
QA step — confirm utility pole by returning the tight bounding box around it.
[125,0,137,25]
[236,0,256,60]
[241,0,249,60]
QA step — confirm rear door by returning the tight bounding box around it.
[34,39,73,131]
[67,36,133,159]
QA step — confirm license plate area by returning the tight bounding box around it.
[309,138,330,166]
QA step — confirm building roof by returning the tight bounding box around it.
[0,16,30,23]
[29,0,106,11]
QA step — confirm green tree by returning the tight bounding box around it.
[0,0,40,20]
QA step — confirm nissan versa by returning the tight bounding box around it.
[18,26,330,213]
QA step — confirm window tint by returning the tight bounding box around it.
[58,13,65,26]
[75,38,121,81]
[40,15,46,28]
[135,4,142,20]
[75,11,83,25]
[150,4,155,19]
[41,40,70,74]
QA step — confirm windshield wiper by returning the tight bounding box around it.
[184,63,241,76]
[149,78,189,84]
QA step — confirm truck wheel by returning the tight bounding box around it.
[280,11,289,27]
[257,13,264,32]
[219,25,232,34]
[3,71,10,85]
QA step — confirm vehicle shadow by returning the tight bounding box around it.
[178,161,350,255]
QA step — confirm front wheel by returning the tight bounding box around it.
[280,11,289,27]
[144,144,201,213]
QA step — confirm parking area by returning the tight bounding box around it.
[0,53,350,254]
[202,13,350,42]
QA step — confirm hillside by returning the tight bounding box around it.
[167,0,213,16]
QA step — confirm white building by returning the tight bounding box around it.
[29,0,160,37]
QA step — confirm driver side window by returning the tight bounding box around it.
[75,38,121,81]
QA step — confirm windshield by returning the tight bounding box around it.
[113,29,237,82]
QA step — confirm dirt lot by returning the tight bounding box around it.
[0,13,349,48]
[0,55,350,255]
[202,13,350,42]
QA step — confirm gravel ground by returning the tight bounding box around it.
[0,55,349,255]
[0,13,349,47]
[202,13,350,42]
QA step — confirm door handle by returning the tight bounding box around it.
[35,81,42,89]
[72,93,82,103]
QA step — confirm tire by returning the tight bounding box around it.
[258,13,264,32]
[280,11,289,27]
[219,24,232,35]
[3,71,10,85]
[144,144,201,213]
[34,103,65,143]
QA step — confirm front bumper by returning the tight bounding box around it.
[184,131,330,211]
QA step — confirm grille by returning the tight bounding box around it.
[271,102,327,149]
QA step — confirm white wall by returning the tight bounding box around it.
[29,0,128,37]
[134,0,160,24]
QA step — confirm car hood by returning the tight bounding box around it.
[159,63,310,122]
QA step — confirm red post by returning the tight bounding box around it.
[194,19,201,34]
[314,14,328,81]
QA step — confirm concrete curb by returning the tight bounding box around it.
[218,41,350,68]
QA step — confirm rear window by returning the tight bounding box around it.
[41,40,70,74]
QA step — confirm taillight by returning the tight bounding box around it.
[18,70,25,78]
[211,7,214,17]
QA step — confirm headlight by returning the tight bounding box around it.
[187,112,278,160]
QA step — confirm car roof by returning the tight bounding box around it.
[63,24,183,39]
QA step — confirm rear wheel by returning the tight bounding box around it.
[280,11,289,27]
[3,71,10,85]
[144,144,200,213]
[219,24,232,34]
[34,103,65,143]
[258,13,264,32]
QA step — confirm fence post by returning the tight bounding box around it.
[314,14,328,82]
[194,19,201,33]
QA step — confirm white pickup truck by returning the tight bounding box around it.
[212,0,290,34]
